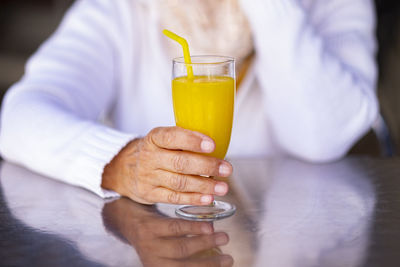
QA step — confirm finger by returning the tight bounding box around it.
[179,255,234,267]
[154,255,233,267]
[147,219,214,237]
[149,187,214,205]
[157,149,233,177]
[157,232,229,259]
[152,169,229,196]
[149,127,215,153]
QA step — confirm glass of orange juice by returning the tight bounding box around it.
[172,55,236,220]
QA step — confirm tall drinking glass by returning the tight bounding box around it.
[172,55,236,220]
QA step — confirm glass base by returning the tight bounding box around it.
[175,201,236,221]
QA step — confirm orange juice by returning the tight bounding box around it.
[172,76,235,159]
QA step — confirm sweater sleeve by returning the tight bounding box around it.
[239,0,379,162]
[0,0,135,197]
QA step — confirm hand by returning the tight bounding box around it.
[102,198,234,267]
[101,126,233,205]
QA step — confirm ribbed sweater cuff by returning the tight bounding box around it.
[67,125,137,199]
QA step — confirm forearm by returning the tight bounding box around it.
[0,0,139,197]
[240,0,378,161]
[0,88,135,197]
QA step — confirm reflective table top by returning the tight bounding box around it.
[0,157,399,267]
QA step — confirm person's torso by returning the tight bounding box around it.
[108,0,319,157]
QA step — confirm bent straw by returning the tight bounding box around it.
[163,29,194,79]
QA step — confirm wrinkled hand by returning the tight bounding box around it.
[102,126,233,205]
[102,198,233,267]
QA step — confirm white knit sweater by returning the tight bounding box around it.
[0,0,378,198]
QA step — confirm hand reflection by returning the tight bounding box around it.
[102,198,233,267]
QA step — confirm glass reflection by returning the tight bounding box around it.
[102,198,234,267]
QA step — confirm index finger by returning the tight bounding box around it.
[149,127,215,153]
[158,255,234,267]
[156,232,229,259]
[147,219,214,237]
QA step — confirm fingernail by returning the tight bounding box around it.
[201,140,214,153]
[201,195,213,204]
[201,223,213,234]
[221,255,234,267]
[219,163,231,177]
[215,233,229,246]
[214,182,228,195]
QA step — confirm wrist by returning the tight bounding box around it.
[101,138,141,192]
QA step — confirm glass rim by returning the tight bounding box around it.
[173,55,235,65]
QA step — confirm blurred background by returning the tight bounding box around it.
[0,0,73,101]
[0,0,399,156]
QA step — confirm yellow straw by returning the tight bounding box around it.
[163,29,194,79]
